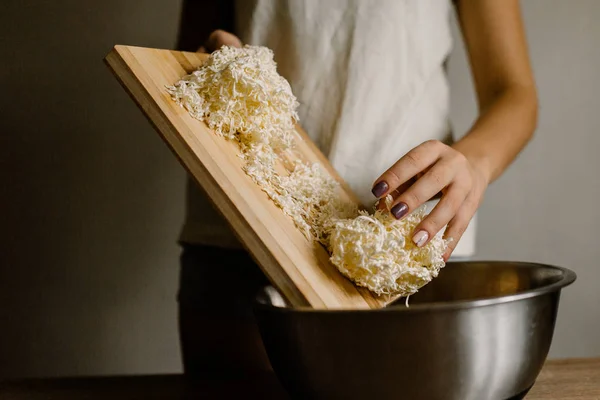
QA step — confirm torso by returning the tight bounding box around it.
[181,0,477,258]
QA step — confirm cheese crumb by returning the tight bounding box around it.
[167,45,448,297]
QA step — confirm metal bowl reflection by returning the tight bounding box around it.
[254,261,576,400]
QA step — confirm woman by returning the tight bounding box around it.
[176,0,537,376]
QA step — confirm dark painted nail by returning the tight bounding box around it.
[371,181,389,198]
[391,202,409,219]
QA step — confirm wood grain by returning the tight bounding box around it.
[527,358,600,399]
[104,45,394,309]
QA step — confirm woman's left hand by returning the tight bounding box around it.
[371,139,491,261]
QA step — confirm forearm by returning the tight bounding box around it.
[452,84,538,184]
[452,0,537,184]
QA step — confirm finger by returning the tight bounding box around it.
[205,29,243,52]
[442,198,477,261]
[411,184,469,247]
[197,45,207,53]
[389,159,457,220]
[371,140,445,199]
[375,180,413,211]
[417,167,443,200]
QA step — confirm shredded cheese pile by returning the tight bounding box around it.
[329,196,448,296]
[167,45,448,297]
[167,45,297,152]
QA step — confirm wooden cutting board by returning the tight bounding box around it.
[104,45,397,309]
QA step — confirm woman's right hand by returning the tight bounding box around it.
[198,29,242,53]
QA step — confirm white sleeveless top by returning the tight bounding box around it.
[180,0,476,258]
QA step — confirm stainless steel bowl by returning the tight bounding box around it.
[254,261,576,400]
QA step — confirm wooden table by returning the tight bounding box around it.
[0,358,598,399]
[527,358,600,400]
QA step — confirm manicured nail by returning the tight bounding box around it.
[413,230,429,247]
[391,202,408,219]
[371,181,389,198]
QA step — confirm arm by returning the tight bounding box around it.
[372,0,538,259]
[453,0,538,183]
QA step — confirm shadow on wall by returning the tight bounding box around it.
[0,0,186,378]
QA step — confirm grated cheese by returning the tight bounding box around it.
[328,196,449,296]
[167,45,448,298]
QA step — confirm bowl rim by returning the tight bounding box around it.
[254,261,577,313]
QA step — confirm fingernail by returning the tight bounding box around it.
[371,181,389,198]
[391,202,408,219]
[413,230,429,247]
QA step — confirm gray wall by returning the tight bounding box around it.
[0,0,185,378]
[0,0,598,379]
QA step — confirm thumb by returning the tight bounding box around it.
[203,29,243,53]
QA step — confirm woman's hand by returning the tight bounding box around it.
[198,29,242,53]
[372,140,491,261]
